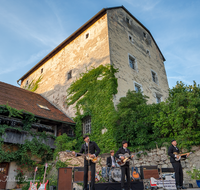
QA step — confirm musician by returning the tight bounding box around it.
[168,139,189,190]
[115,140,134,190]
[106,150,116,181]
[72,135,100,190]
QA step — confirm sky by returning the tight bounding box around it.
[0,0,200,89]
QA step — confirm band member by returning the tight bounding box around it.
[168,139,189,190]
[106,150,116,181]
[115,140,133,190]
[72,135,100,190]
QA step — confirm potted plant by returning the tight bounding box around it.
[186,166,200,187]
[14,168,25,188]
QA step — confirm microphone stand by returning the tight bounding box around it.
[88,139,90,190]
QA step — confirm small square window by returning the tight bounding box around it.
[143,32,147,38]
[134,82,142,93]
[85,33,89,39]
[129,56,136,70]
[26,80,29,85]
[41,68,43,73]
[126,17,130,24]
[151,70,158,84]
[156,94,162,103]
[146,50,150,56]
[128,34,134,43]
[67,70,72,80]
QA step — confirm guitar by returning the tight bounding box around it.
[38,163,48,190]
[66,150,99,163]
[131,156,140,180]
[29,167,38,190]
[116,151,143,166]
[173,152,192,161]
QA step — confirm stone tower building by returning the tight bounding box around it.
[18,6,169,119]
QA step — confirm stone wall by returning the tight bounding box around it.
[59,145,200,187]
[107,8,169,106]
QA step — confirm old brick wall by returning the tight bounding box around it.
[107,8,169,106]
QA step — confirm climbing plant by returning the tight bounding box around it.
[23,75,43,92]
[66,65,118,153]
[0,104,54,166]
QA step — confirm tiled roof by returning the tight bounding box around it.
[0,81,75,124]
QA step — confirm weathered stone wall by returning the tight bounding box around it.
[21,14,110,119]
[59,145,200,187]
[107,8,169,106]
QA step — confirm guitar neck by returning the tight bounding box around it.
[43,166,47,184]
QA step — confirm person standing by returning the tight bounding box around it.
[168,139,189,190]
[115,140,133,190]
[106,150,116,181]
[72,135,100,190]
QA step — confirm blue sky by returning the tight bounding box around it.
[0,0,200,89]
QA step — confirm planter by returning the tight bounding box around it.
[196,180,200,188]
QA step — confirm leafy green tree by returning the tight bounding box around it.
[153,81,200,149]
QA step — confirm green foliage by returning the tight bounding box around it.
[187,166,200,180]
[53,133,77,159]
[23,75,43,92]
[66,65,118,152]
[55,160,70,170]
[153,81,200,149]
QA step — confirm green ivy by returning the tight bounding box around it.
[23,75,43,92]
[66,65,118,153]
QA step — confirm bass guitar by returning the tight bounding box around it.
[173,152,192,161]
[38,163,48,190]
[29,167,38,190]
[116,151,143,166]
[66,150,99,163]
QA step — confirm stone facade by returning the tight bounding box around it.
[19,7,169,119]
[59,145,200,188]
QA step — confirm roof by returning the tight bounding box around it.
[17,5,165,83]
[0,81,75,124]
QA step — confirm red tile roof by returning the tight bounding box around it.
[0,81,75,124]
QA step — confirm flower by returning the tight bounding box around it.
[15,168,25,185]
[187,166,200,180]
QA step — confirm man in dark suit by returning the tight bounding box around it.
[106,150,116,181]
[72,135,100,190]
[115,140,134,190]
[168,139,189,190]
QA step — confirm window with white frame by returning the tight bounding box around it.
[83,116,91,134]
[128,54,137,71]
[151,70,158,84]
[155,94,162,103]
[134,82,142,93]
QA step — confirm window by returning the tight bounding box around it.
[143,32,147,38]
[67,70,72,80]
[26,80,29,85]
[126,17,130,24]
[128,54,137,70]
[151,70,158,84]
[83,116,91,134]
[156,94,162,103]
[146,49,150,56]
[134,82,142,93]
[128,34,134,43]
[41,68,43,73]
[85,33,89,39]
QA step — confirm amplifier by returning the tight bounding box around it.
[140,166,159,179]
[57,167,72,190]
[74,167,91,183]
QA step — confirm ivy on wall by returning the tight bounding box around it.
[23,75,43,92]
[0,104,53,166]
[66,65,118,152]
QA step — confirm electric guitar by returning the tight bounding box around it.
[38,163,48,190]
[29,167,38,190]
[173,152,192,161]
[116,151,143,166]
[66,150,99,163]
